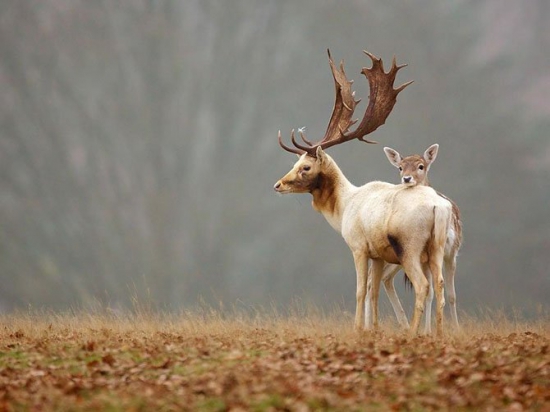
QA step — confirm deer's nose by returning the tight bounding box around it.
[403,176,412,184]
[274,182,282,191]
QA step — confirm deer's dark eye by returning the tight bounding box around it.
[398,167,403,172]
[418,165,424,170]
[303,165,311,172]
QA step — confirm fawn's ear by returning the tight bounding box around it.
[423,144,439,169]
[384,147,402,169]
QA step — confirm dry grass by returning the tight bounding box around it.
[0,306,548,411]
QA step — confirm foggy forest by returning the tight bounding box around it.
[1,0,549,318]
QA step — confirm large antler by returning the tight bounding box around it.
[278,49,413,157]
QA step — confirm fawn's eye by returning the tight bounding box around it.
[398,167,403,172]
[418,165,424,170]
[302,165,311,172]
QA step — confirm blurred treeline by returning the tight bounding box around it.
[0,1,548,315]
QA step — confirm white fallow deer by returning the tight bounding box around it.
[273,49,453,335]
[364,144,462,332]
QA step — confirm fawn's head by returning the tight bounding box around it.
[384,144,439,187]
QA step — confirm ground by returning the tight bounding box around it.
[0,308,548,411]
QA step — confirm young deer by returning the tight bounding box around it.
[364,144,462,332]
[274,49,453,335]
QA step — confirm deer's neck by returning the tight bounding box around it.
[310,160,355,232]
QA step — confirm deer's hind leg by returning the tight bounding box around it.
[366,262,406,329]
[429,258,445,337]
[382,264,409,328]
[444,255,459,329]
[401,258,429,335]
[423,266,434,334]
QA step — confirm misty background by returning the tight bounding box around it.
[0,1,548,318]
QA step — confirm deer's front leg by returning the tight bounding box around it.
[365,263,373,329]
[369,259,385,329]
[353,251,369,331]
[364,260,379,329]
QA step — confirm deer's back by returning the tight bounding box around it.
[341,183,451,259]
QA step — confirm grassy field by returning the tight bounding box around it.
[0,307,548,411]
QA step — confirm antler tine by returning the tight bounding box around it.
[278,130,305,155]
[391,55,414,92]
[290,129,314,152]
[299,129,314,146]
[396,79,414,93]
[364,50,384,74]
